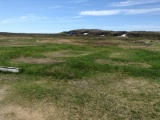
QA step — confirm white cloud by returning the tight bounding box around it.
[80,10,121,16]
[124,8,160,15]
[52,16,83,23]
[19,14,41,20]
[0,14,48,24]
[111,0,160,7]
[1,19,13,24]
[4,15,82,24]
[80,8,160,16]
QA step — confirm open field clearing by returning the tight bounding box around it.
[0,34,160,120]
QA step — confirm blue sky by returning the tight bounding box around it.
[0,0,160,33]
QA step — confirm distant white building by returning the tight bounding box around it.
[118,34,127,37]
[83,33,88,35]
[100,35,105,37]
[121,34,127,37]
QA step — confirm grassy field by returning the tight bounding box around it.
[0,35,160,120]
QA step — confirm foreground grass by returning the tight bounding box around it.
[1,74,160,120]
[0,36,160,120]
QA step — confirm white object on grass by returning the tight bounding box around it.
[0,66,21,73]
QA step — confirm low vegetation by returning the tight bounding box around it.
[0,31,160,120]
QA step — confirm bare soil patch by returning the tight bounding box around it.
[12,57,65,64]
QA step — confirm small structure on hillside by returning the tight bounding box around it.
[100,35,105,37]
[83,33,88,35]
[118,34,127,38]
[118,34,127,37]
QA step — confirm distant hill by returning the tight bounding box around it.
[61,29,160,38]
[1,29,160,39]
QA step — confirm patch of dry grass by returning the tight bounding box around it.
[44,50,91,58]
[0,37,38,47]
[10,74,158,120]
[109,51,132,59]
[12,57,65,64]
[95,59,151,68]
[120,40,160,52]
[0,105,44,120]
[37,39,83,45]
[0,86,9,102]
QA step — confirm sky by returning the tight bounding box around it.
[0,0,160,33]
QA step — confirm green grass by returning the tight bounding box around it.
[1,44,159,79]
[0,36,160,119]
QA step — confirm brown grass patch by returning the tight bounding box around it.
[113,77,160,97]
[0,86,9,102]
[0,37,33,40]
[0,105,44,120]
[117,78,149,94]
[44,50,73,58]
[110,52,128,59]
[0,100,72,120]
[129,62,151,68]
[37,39,83,45]
[95,59,111,64]
[12,57,65,64]
[0,84,69,120]
[93,41,119,46]
[0,84,68,120]
[0,37,38,47]
[44,50,91,58]
[68,80,91,90]
[95,59,151,68]
[120,41,160,52]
